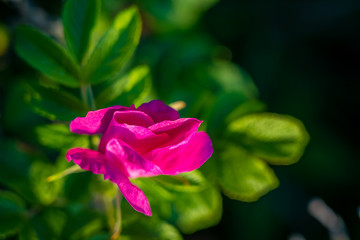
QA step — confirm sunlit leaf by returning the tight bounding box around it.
[228,113,310,165]
[131,178,174,219]
[210,144,279,202]
[121,215,183,240]
[96,65,151,108]
[0,191,26,238]
[133,170,221,233]
[29,160,64,205]
[35,124,89,150]
[63,0,100,63]
[225,100,266,124]
[170,184,222,234]
[15,25,80,87]
[84,6,142,84]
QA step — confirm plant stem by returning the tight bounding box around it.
[46,165,84,182]
[111,189,123,240]
[80,84,96,110]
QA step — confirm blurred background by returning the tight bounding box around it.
[1,0,359,239]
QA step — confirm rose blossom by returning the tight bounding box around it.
[66,100,213,216]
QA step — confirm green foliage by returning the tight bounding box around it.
[7,0,311,239]
[25,82,88,121]
[0,141,37,203]
[84,6,142,84]
[96,65,152,108]
[135,0,218,31]
[207,144,279,202]
[63,0,100,63]
[134,171,222,234]
[15,26,80,87]
[35,124,89,150]
[227,113,310,165]
[29,160,64,205]
[0,191,26,238]
[170,184,222,233]
[152,170,207,192]
[121,215,183,240]
[26,208,67,240]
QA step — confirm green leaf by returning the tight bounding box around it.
[29,208,66,240]
[62,0,100,63]
[35,124,89,150]
[131,178,174,219]
[18,223,39,240]
[96,65,151,108]
[88,234,112,240]
[152,170,207,192]
[84,6,142,84]
[206,92,247,136]
[62,172,94,203]
[15,25,80,87]
[29,160,65,205]
[132,177,222,233]
[59,207,104,240]
[170,184,222,234]
[201,60,259,98]
[212,60,258,97]
[0,141,37,203]
[227,113,310,165]
[137,0,218,31]
[25,83,88,121]
[212,144,279,202]
[225,100,266,124]
[0,191,26,238]
[121,216,183,240]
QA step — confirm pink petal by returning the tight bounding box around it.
[113,110,155,128]
[145,132,213,175]
[137,100,179,123]
[66,148,111,174]
[111,174,152,216]
[66,148,151,216]
[70,105,135,135]
[99,117,169,155]
[105,138,163,178]
[149,118,202,147]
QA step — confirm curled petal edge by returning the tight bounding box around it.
[66,148,152,216]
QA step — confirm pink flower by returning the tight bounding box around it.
[66,100,213,216]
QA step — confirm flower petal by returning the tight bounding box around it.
[105,138,163,178]
[146,132,213,175]
[66,148,151,216]
[66,148,111,174]
[99,117,169,155]
[111,174,152,216]
[137,100,179,123]
[148,118,202,147]
[70,105,135,134]
[114,110,155,128]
